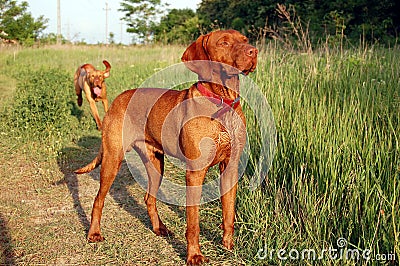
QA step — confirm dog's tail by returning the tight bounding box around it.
[74,145,103,174]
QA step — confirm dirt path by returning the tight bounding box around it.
[0,136,242,265]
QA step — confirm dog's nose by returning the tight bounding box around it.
[245,47,258,58]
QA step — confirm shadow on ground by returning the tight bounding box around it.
[0,213,15,265]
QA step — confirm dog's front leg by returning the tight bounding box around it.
[102,98,109,113]
[101,84,109,113]
[84,92,102,130]
[219,161,239,250]
[185,169,209,265]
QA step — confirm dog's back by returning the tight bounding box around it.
[74,64,95,89]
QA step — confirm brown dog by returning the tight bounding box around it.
[74,60,111,130]
[75,30,257,265]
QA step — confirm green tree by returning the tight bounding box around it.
[109,32,115,44]
[153,8,201,44]
[119,0,166,43]
[0,0,47,45]
[196,0,399,43]
[197,0,229,29]
[197,0,278,35]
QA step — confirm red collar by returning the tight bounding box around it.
[196,82,240,110]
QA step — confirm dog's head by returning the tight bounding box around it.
[181,30,258,81]
[86,60,111,96]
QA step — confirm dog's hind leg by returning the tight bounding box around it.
[87,146,124,242]
[219,160,239,250]
[74,70,83,107]
[137,145,173,236]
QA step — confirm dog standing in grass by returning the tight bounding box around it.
[74,60,111,130]
[74,30,258,264]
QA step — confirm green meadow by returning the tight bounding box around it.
[0,43,398,265]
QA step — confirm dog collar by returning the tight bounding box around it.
[196,82,240,110]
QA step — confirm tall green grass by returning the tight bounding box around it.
[236,45,399,264]
[0,44,398,264]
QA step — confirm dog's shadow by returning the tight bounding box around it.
[0,213,16,265]
[56,136,187,260]
[68,100,85,121]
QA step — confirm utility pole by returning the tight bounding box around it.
[57,0,61,45]
[104,2,111,45]
[120,21,123,44]
[66,20,70,42]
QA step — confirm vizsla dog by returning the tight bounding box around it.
[74,60,111,130]
[75,30,257,265]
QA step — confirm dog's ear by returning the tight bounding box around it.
[181,33,212,81]
[81,68,89,77]
[102,60,111,78]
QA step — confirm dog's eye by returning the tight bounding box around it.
[218,41,230,47]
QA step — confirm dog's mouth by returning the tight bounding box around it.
[233,56,257,76]
[241,67,251,75]
[241,64,256,75]
[94,86,102,96]
[222,60,255,76]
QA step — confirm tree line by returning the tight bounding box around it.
[196,0,400,43]
[1,0,399,46]
[149,0,400,45]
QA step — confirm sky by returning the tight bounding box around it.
[22,0,201,44]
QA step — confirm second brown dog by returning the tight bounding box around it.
[74,60,111,130]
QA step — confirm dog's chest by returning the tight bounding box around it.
[213,114,246,154]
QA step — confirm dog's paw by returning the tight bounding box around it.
[87,233,105,243]
[222,236,234,250]
[187,253,209,265]
[154,226,174,237]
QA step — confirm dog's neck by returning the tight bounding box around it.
[200,74,240,100]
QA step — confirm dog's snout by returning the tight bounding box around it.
[93,77,101,85]
[245,46,258,58]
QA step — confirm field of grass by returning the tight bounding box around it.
[0,42,398,265]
